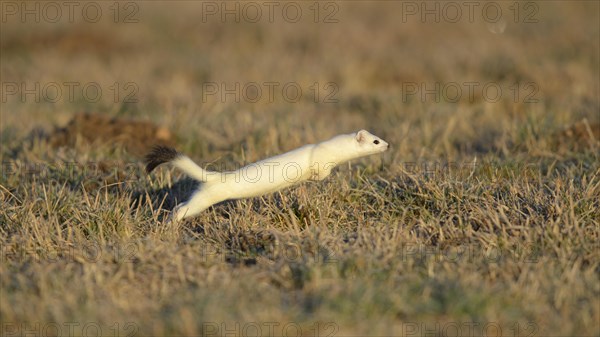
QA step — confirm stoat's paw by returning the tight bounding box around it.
[164,212,175,224]
[171,203,189,222]
[163,204,181,224]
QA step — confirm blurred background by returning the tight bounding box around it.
[2,1,598,161]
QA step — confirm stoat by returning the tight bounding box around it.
[145,130,389,221]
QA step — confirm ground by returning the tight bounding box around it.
[1,1,599,336]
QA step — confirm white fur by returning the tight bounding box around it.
[167,130,388,221]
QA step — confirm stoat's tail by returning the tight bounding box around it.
[145,145,219,183]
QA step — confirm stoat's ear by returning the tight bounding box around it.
[355,130,367,143]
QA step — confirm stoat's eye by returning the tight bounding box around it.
[373,140,380,145]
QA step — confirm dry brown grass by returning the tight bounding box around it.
[1,1,599,336]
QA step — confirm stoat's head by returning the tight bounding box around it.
[353,130,389,155]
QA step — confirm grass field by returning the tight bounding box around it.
[1,1,599,336]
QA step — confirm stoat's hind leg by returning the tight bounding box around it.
[172,189,221,221]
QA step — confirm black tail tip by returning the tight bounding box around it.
[145,145,179,173]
